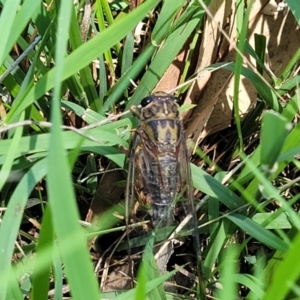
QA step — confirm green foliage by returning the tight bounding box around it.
[0,0,300,299]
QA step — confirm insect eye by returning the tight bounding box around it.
[141,96,153,107]
[170,96,179,104]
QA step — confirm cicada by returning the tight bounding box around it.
[126,92,200,278]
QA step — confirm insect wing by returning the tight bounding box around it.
[125,93,203,295]
[125,130,139,229]
[177,130,200,254]
[128,126,176,277]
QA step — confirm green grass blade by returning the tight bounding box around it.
[226,214,289,251]
[286,0,300,25]
[31,206,53,300]
[69,7,100,111]
[96,0,116,74]
[46,0,100,298]
[98,53,108,102]
[191,164,245,209]
[254,34,267,75]
[151,0,186,44]
[100,0,121,54]
[0,159,47,299]
[217,245,239,300]
[52,245,63,300]
[233,0,247,151]
[0,0,21,66]
[203,220,228,279]
[219,62,282,112]
[7,273,24,300]
[0,112,24,190]
[260,111,291,168]
[263,230,300,300]
[121,32,135,76]
[103,44,156,111]
[0,120,130,167]
[232,274,264,297]
[6,0,42,61]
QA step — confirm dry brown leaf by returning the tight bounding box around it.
[183,0,298,145]
[183,0,232,111]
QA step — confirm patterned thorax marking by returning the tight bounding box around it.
[131,93,181,154]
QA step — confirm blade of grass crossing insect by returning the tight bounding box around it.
[5,0,161,123]
[142,235,167,300]
[47,1,100,299]
[0,158,47,299]
[31,206,53,300]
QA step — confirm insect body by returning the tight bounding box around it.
[131,93,192,227]
[127,92,196,242]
